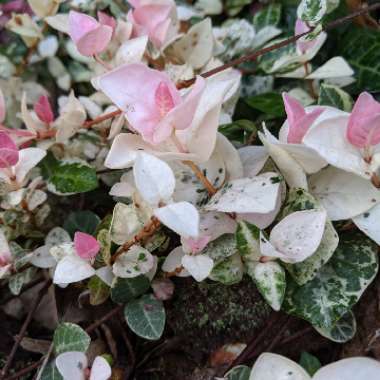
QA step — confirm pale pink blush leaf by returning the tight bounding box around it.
[76,24,113,56]
[97,11,116,32]
[74,232,100,260]
[0,132,19,168]
[155,81,175,118]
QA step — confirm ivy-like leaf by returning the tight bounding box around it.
[53,323,91,355]
[253,3,282,31]
[235,221,261,262]
[283,232,378,329]
[297,0,327,25]
[110,275,150,304]
[124,294,166,340]
[40,363,63,380]
[318,83,353,112]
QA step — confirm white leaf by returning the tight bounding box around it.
[38,35,59,58]
[162,246,190,277]
[90,356,112,380]
[14,148,46,184]
[307,57,354,79]
[154,202,199,238]
[250,353,311,380]
[181,254,214,282]
[238,146,269,178]
[50,242,76,261]
[95,266,114,287]
[46,227,71,246]
[30,245,56,268]
[113,245,154,278]
[56,351,87,380]
[310,166,380,220]
[114,36,148,67]
[53,255,95,284]
[269,209,327,263]
[133,152,175,206]
[353,203,380,245]
[45,14,69,34]
[205,173,281,214]
[313,357,380,380]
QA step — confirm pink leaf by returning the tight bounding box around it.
[155,82,175,117]
[97,10,116,33]
[151,278,174,301]
[346,92,380,149]
[295,19,317,54]
[34,96,54,124]
[68,10,113,56]
[74,232,100,260]
[0,132,19,168]
[283,93,324,144]
[182,235,211,254]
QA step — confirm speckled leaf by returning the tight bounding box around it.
[8,267,37,295]
[110,275,150,304]
[283,232,378,329]
[88,276,110,306]
[253,3,282,31]
[225,365,251,380]
[97,229,111,265]
[53,323,90,355]
[249,261,286,311]
[124,294,165,340]
[314,310,357,343]
[202,234,237,264]
[280,188,339,285]
[318,83,353,112]
[209,253,244,285]
[297,0,327,24]
[236,221,261,262]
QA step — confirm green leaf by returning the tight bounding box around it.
[88,276,110,306]
[8,267,37,295]
[47,160,98,194]
[64,211,100,237]
[209,253,244,285]
[340,28,380,92]
[245,92,285,117]
[53,323,91,355]
[219,120,257,144]
[225,365,251,380]
[124,294,166,340]
[202,234,238,264]
[283,231,378,329]
[248,261,286,311]
[225,0,251,16]
[40,363,63,380]
[253,3,282,30]
[318,83,352,112]
[110,275,150,304]
[297,0,327,24]
[96,229,112,265]
[314,310,357,343]
[236,221,261,262]
[280,188,339,285]
[39,152,60,179]
[259,40,298,74]
[299,352,321,376]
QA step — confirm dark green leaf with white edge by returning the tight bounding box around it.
[47,159,98,195]
[245,92,285,117]
[283,231,378,329]
[280,188,339,285]
[202,234,237,264]
[248,261,286,311]
[53,323,91,355]
[225,365,251,380]
[253,3,282,31]
[314,310,357,343]
[209,253,244,285]
[297,0,327,24]
[63,210,100,237]
[110,275,150,304]
[299,351,321,376]
[318,83,352,112]
[124,294,165,340]
[40,363,63,380]
[236,221,261,263]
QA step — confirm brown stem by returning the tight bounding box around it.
[303,63,318,99]
[0,279,52,379]
[86,304,124,333]
[83,109,122,129]
[182,160,217,195]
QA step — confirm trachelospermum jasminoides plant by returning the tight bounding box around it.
[1,0,380,378]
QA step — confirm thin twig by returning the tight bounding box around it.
[117,315,136,379]
[182,161,218,195]
[1,279,52,379]
[257,316,292,354]
[86,304,124,333]
[4,358,44,380]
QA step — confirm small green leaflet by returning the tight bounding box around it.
[245,92,285,117]
[63,210,100,237]
[202,234,237,264]
[318,83,353,112]
[209,253,244,285]
[40,363,63,380]
[219,119,257,144]
[47,160,98,195]
[8,267,37,295]
[299,351,321,376]
[124,294,166,340]
[88,276,110,306]
[53,323,91,355]
[110,275,150,304]
[249,261,286,311]
[236,221,261,262]
[225,0,251,16]
[314,310,357,343]
[253,3,282,31]
[280,188,339,285]
[225,365,251,380]
[297,0,327,24]
[283,231,378,329]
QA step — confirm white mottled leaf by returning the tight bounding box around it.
[182,254,214,282]
[53,255,95,284]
